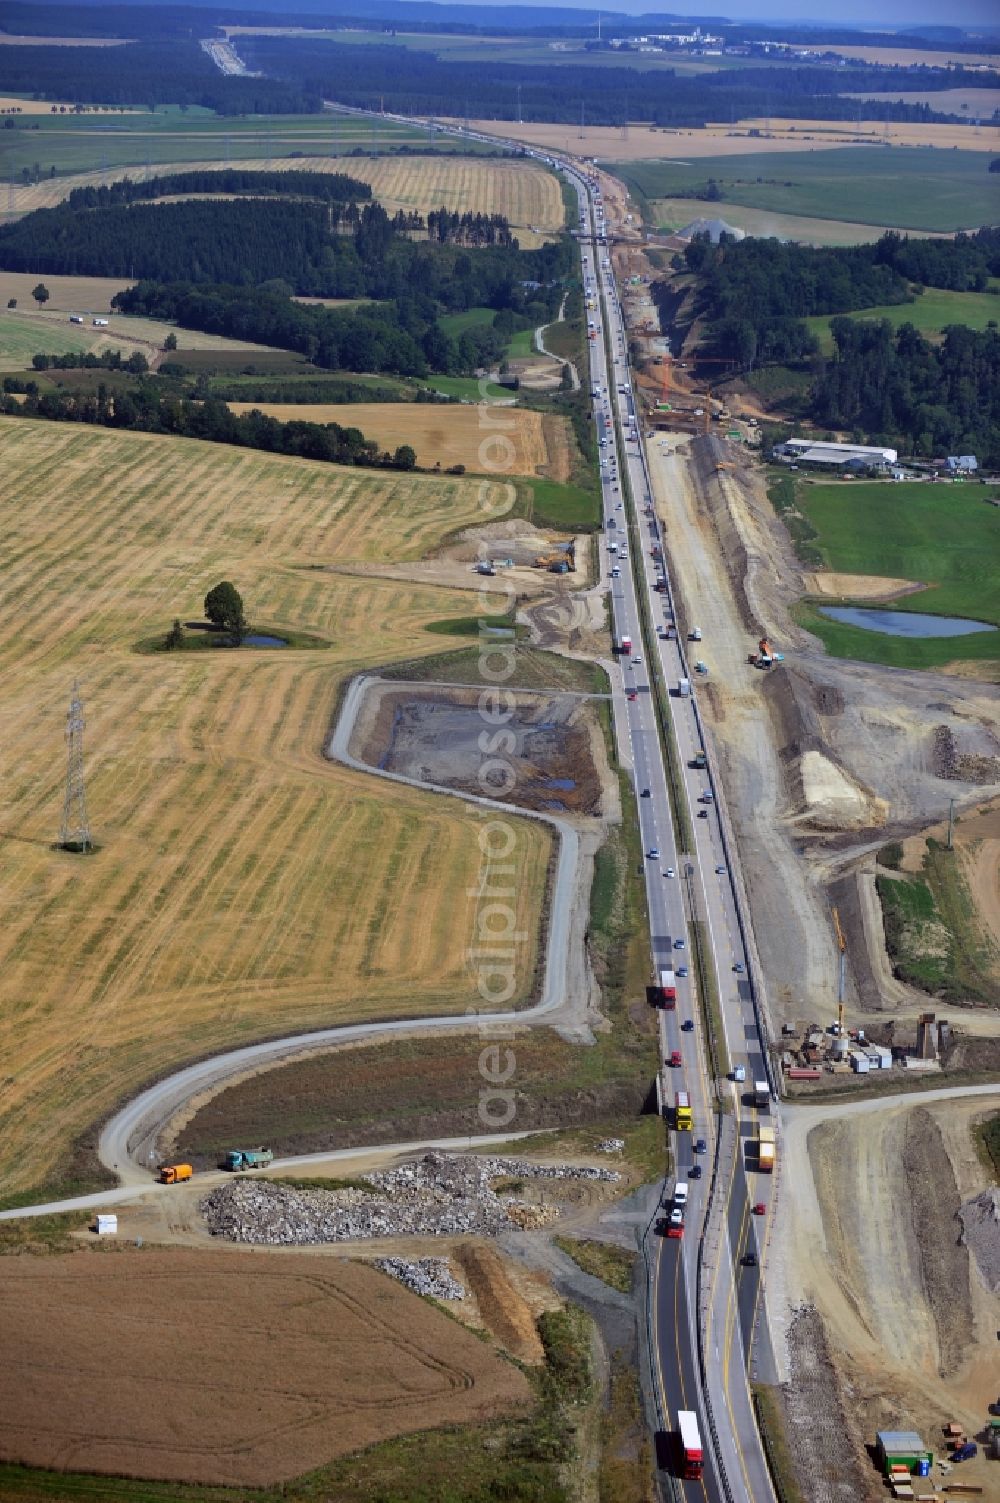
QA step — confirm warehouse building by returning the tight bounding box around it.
[876,1430,934,1477]
[774,439,897,471]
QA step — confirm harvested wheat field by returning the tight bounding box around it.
[0,1248,531,1485]
[227,402,567,476]
[0,418,552,1196]
[10,154,566,243]
[0,272,134,312]
[469,116,1000,160]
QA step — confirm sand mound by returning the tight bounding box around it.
[804,571,922,600]
[800,750,887,830]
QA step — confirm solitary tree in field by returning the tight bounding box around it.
[204,580,247,645]
[163,332,177,351]
[32,283,49,307]
[393,445,417,471]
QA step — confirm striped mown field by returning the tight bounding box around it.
[0,419,552,1197]
[9,155,567,245]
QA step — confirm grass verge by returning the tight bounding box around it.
[690,918,730,1086]
[752,1384,808,1503]
[554,1236,635,1294]
[380,642,608,694]
[0,1212,92,1257]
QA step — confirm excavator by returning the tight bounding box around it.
[748,637,785,669]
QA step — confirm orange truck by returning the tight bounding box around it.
[159,1163,193,1184]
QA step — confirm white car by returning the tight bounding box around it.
[664,867,675,878]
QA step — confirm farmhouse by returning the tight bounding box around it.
[774,438,897,472]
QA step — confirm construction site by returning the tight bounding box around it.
[598,175,1000,1503]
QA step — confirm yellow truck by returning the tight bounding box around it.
[757,1127,775,1174]
[159,1163,193,1185]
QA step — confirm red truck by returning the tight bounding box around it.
[658,969,676,1009]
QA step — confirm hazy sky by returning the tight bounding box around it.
[520,0,1000,23]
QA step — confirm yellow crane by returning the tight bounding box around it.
[832,906,847,1033]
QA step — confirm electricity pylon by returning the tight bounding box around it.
[59,679,92,852]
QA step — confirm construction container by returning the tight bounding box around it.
[95,1214,117,1236]
[877,1431,934,1477]
[850,1050,870,1073]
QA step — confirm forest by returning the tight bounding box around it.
[0,193,520,293]
[235,37,984,127]
[683,228,1000,368]
[0,40,319,114]
[0,379,430,470]
[62,169,372,211]
[677,231,1000,462]
[113,248,568,376]
[813,320,1000,464]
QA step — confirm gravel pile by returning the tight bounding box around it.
[374,1257,466,1300]
[958,1187,1000,1291]
[202,1151,621,1247]
[596,1138,625,1154]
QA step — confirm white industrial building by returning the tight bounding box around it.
[775,438,897,471]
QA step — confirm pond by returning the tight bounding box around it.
[818,607,997,640]
[242,633,288,648]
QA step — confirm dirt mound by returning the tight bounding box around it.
[901,1108,973,1378]
[456,1245,545,1363]
[958,1187,1000,1293]
[804,571,922,601]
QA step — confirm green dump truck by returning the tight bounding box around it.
[224,1147,274,1172]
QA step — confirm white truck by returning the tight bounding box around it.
[754,1080,770,1110]
[678,678,691,697]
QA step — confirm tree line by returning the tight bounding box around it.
[0,40,319,114]
[0,380,428,471]
[0,192,520,294]
[236,36,980,127]
[63,169,372,212]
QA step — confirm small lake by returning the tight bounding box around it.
[243,633,288,648]
[818,607,997,639]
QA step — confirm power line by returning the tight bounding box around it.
[59,679,92,854]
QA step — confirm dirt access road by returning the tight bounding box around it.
[646,433,836,1018]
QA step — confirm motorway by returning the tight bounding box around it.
[569,169,777,1501]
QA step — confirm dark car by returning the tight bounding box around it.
[741,1251,758,1268]
[681,1019,694,1032]
[641,788,651,798]
[694,1138,707,1154]
[688,1164,702,1179]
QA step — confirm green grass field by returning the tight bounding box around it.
[424,375,514,401]
[794,478,1000,668]
[0,111,476,184]
[439,306,536,361]
[615,148,998,233]
[805,285,1000,349]
[0,310,97,369]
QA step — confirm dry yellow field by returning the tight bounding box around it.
[9,155,566,243]
[465,116,1000,160]
[0,272,134,312]
[827,44,1000,69]
[226,402,560,475]
[0,418,552,1197]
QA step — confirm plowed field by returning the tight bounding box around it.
[11,155,566,244]
[0,1249,530,1485]
[227,401,560,475]
[0,418,552,1196]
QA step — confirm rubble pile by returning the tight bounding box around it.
[958,1187,1000,1291]
[201,1152,621,1246]
[596,1138,625,1154]
[373,1257,466,1300]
